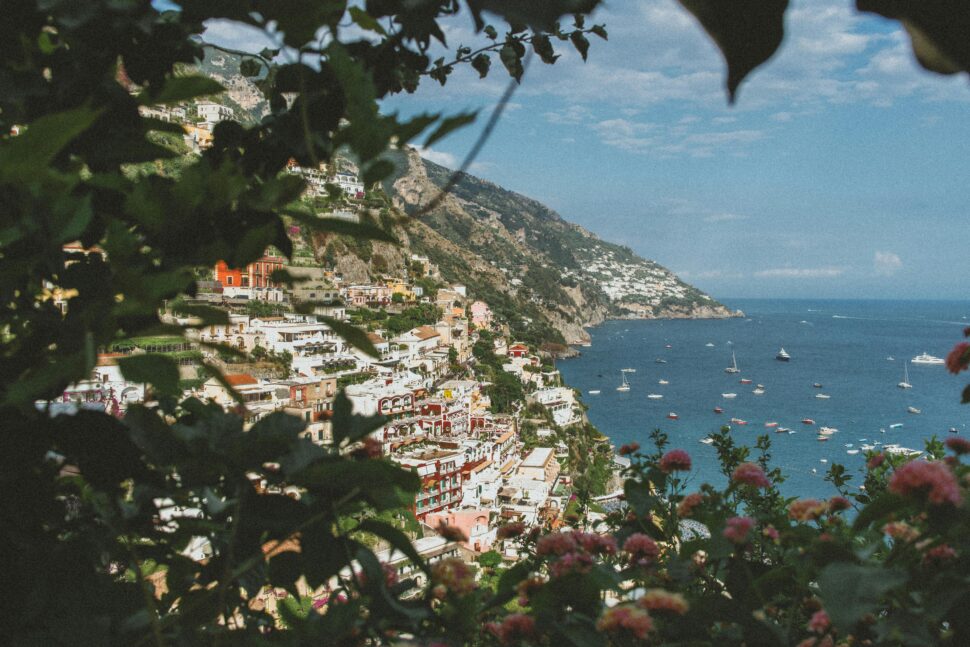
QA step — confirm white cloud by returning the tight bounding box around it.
[703,213,748,223]
[415,147,458,169]
[543,105,594,125]
[754,267,844,278]
[874,251,902,276]
[770,111,794,122]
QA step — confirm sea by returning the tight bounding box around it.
[558,299,970,498]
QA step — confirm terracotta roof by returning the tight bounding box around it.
[367,332,385,344]
[414,325,440,340]
[225,374,258,386]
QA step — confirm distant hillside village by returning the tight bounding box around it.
[52,233,619,564]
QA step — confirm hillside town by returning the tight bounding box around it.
[52,238,621,581]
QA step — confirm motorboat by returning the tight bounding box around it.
[816,435,829,442]
[907,406,921,414]
[911,353,944,365]
[730,418,748,426]
[713,406,724,414]
[722,393,737,399]
[846,449,859,455]
[764,421,779,428]
[776,348,791,361]
[658,379,669,385]
[647,394,664,400]
[813,382,823,389]
[588,390,601,395]
[700,437,715,444]
[621,368,637,373]
[820,459,828,463]
[724,351,740,374]
[775,427,791,434]
[949,427,959,434]
[888,423,903,429]
[819,426,838,435]
[655,358,667,364]
[740,378,752,385]
[802,418,815,425]
[705,342,715,347]
[815,393,831,399]
[752,388,765,395]
[667,412,679,420]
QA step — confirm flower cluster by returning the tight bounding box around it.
[618,442,640,456]
[946,436,970,455]
[923,543,958,566]
[434,521,468,543]
[496,521,526,540]
[622,533,660,566]
[537,530,616,578]
[723,516,755,544]
[883,521,920,542]
[946,341,970,374]
[430,558,476,598]
[659,449,692,473]
[732,462,771,488]
[888,460,963,507]
[808,609,830,634]
[596,604,654,640]
[638,589,689,615]
[788,498,828,522]
[677,492,704,517]
[485,613,536,646]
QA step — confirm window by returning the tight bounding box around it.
[226,276,233,285]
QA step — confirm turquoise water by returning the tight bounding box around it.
[558,299,970,498]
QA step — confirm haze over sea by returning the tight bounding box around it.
[559,299,970,498]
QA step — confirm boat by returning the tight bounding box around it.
[647,394,663,400]
[740,378,752,385]
[889,423,903,429]
[776,427,791,434]
[588,390,601,395]
[667,412,679,420]
[802,418,815,425]
[722,393,737,399]
[819,426,838,435]
[705,342,715,347]
[897,361,912,389]
[820,459,828,463]
[907,406,921,414]
[655,358,667,364]
[764,421,779,428]
[776,348,790,361]
[752,388,765,395]
[949,427,959,433]
[730,418,748,425]
[846,449,859,455]
[616,372,630,392]
[815,393,831,399]
[813,382,823,388]
[621,368,637,373]
[658,379,669,385]
[816,435,829,442]
[884,444,922,457]
[713,406,724,414]
[887,356,894,361]
[911,352,944,365]
[724,351,740,374]
[700,437,714,445]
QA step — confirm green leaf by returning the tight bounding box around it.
[362,159,395,186]
[500,41,525,82]
[139,75,225,105]
[356,519,430,576]
[330,390,387,446]
[531,34,559,64]
[320,316,380,359]
[677,0,788,103]
[857,1,970,74]
[0,106,101,181]
[962,384,970,404]
[817,563,906,633]
[852,492,906,531]
[239,58,261,77]
[591,24,608,40]
[423,111,478,147]
[349,6,387,34]
[119,354,181,397]
[471,53,492,78]
[569,31,590,61]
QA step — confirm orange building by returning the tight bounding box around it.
[214,256,284,289]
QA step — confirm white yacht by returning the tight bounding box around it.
[776,348,790,362]
[815,393,831,399]
[907,406,921,414]
[722,392,737,399]
[647,393,664,400]
[752,388,765,395]
[588,390,601,395]
[911,352,944,365]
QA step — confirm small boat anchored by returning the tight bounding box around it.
[776,348,791,362]
[815,393,831,400]
[730,417,748,426]
[647,393,664,400]
[667,412,679,420]
[907,406,921,414]
[724,351,740,374]
[722,393,737,399]
[588,390,601,395]
[713,406,724,414]
[616,372,630,392]
[802,418,816,425]
[897,361,912,389]
[621,368,637,373]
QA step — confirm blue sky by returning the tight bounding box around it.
[197,1,970,300]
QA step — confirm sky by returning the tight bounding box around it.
[195,0,970,301]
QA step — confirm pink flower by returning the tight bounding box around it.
[576,531,617,555]
[731,462,771,488]
[888,460,963,507]
[923,543,958,566]
[883,521,919,542]
[788,499,828,522]
[487,613,536,645]
[677,492,704,517]
[623,533,660,565]
[638,589,689,615]
[946,342,970,374]
[497,522,526,540]
[723,516,755,544]
[659,449,692,473]
[430,557,476,596]
[828,496,851,512]
[808,609,830,634]
[434,521,468,543]
[596,605,654,640]
[548,551,593,578]
[618,442,640,456]
[762,524,780,542]
[867,453,886,469]
[536,532,579,556]
[946,436,970,455]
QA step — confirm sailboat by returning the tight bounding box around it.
[616,372,630,392]
[897,361,912,389]
[724,351,740,374]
